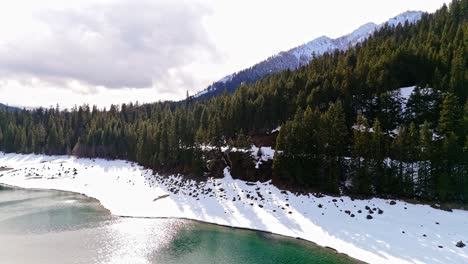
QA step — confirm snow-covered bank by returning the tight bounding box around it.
[0,152,466,264]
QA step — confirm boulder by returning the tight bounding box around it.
[456,241,465,248]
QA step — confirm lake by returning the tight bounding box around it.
[0,185,358,264]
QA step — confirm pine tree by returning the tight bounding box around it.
[352,113,372,194]
[406,122,419,196]
[438,93,462,136]
[235,129,250,149]
[369,119,386,194]
[321,102,348,193]
[391,126,407,196]
[419,121,433,198]
[438,132,462,201]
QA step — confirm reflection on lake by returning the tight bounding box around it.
[0,185,358,264]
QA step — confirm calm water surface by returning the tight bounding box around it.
[0,185,359,264]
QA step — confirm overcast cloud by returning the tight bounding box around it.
[0,0,218,91]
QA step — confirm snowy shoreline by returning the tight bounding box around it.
[0,152,467,264]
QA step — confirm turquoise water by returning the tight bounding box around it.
[0,185,359,264]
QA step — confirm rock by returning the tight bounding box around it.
[258,204,263,208]
[378,209,384,214]
[389,200,397,205]
[344,210,351,215]
[456,241,465,248]
[357,210,362,213]
[318,193,326,198]
[366,215,373,220]
[438,246,443,248]
[332,199,337,202]
[350,214,355,218]
[436,222,440,225]
[318,204,323,208]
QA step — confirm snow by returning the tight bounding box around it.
[387,11,423,27]
[219,74,233,84]
[289,11,423,66]
[0,152,467,264]
[399,86,416,101]
[270,126,281,134]
[399,86,416,112]
[250,146,275,169]
[291,36,335,61]
[193,89,210,98]
[191,11,423,99]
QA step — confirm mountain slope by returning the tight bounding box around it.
[194,11,423,100]
[0,103,19,112]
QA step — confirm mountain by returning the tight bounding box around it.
[0,103,20,112]
[193,11,423,100]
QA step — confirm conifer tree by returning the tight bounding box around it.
[370,119,386,194]
[352,113,372,194]
[439,93,462,136]
[419,121,433,197]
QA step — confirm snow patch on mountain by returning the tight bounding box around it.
[219,74,233,84]
[194,11,424,100]
[387,11,423,27]
[288,11,423,67]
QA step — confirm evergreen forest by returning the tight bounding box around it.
[0,0,467,202]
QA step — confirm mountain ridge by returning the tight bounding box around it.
[193,10,423,100]
[0,103,19,112]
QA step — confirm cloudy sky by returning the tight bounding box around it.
[0,0,450,109]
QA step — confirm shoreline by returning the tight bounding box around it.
[0,182,362,263]
[0,152,467,264]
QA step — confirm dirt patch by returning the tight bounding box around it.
[153,194,170,202]
[0,166,13,172]
[249,132,278,147]
[229,152,273,182]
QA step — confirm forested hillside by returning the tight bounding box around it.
[194,11,422,100]
[0,0,466,202]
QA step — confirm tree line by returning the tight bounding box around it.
[0,0,466,202]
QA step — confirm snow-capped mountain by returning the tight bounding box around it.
[193,11,423,100]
